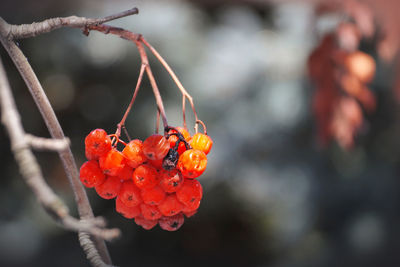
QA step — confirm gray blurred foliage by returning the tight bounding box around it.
[1,0,400,267]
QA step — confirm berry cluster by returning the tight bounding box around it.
[79,127,212,231]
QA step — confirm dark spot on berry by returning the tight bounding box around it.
[138,176,144,181]
[171,221,179,228]
[173,181,178,187]
[128,196,133,201]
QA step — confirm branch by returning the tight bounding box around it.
[25,134,70,151]
[1,7,138,40]
[0,55,120,242]
[0,18,113,267]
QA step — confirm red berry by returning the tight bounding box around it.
[85,129,112,160]
[134,216,158,230]
[158,194,184,216]
[122,139,146,168]
[143,134,170,160]
[117,164,134,181]
[140,203,162,220]
[95,176,122,199]
[116,196,141,219]
[189,133,213,155]
[132,164,159,189]
[149,158,163,169]
[176,179,203,211]
[99,149,125,176]
[160,169,183,193]
[159,214,185,231]
[177,149,207,178]
[141,185,166,205]
[119,180,142,207]
[79,160,106,188]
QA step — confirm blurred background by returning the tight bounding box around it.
[1,0,400,266]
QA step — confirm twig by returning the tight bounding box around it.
[0,56,120,242]
[25,134,70,151]
[1,7,138,40]
[0,17,113,267]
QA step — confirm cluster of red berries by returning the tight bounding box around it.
[79,126,212,231]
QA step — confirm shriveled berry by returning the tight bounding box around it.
[159,213,185,231]
[99,149,125,176]
[160,169,183,193]
[162,148,179,170]
[119,180,142,207]
[189,133,213,155]
[85,129,112,160]
[143,134,170,160]
[141,185,166,205]
[176,179,203,211]
[79,160,106,188]
[116,196,141,219]
[134,216,158,230]
[95,176,122,199]
[140,203,162,220]
[158,194,184,216]
[167,127,191,154]
[132,164,159,189]
[122,139,147,168]
[177,149,207,178]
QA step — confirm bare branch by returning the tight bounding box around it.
[0,19,113,266]
[1,7,138,40]
[25,134,70,151]
[0,56,120,242]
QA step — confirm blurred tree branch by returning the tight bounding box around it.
[0,7,143,267]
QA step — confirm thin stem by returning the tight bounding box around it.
[141,37,199,127]
[135,39,168,128]
[156,109,160,134]
[182,95,187,130]
[115,62,146,138]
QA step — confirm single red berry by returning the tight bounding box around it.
[116,196,141,219]
[167,127,191,154]
[132,164,159,189]
[143,134,170,160]
[99,148,126,176]
[160,169,183,193]
[176,179,203,211]
[119,180,142,207]
[134,216,158,230]
[141,185,166,205]
[158,194,184,217]
[122,139,147,168]
[177,149,207,178]
[117,164,134,181]
[79,160,106,188]
[189,133,213,155]
[159,213,185,231]
[140,203,162,220]
[149,158,163,169]
[85,129,112,160]
[95,176,122,199]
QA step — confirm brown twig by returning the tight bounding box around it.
[0,55,120,242]
[1,8,138,40]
